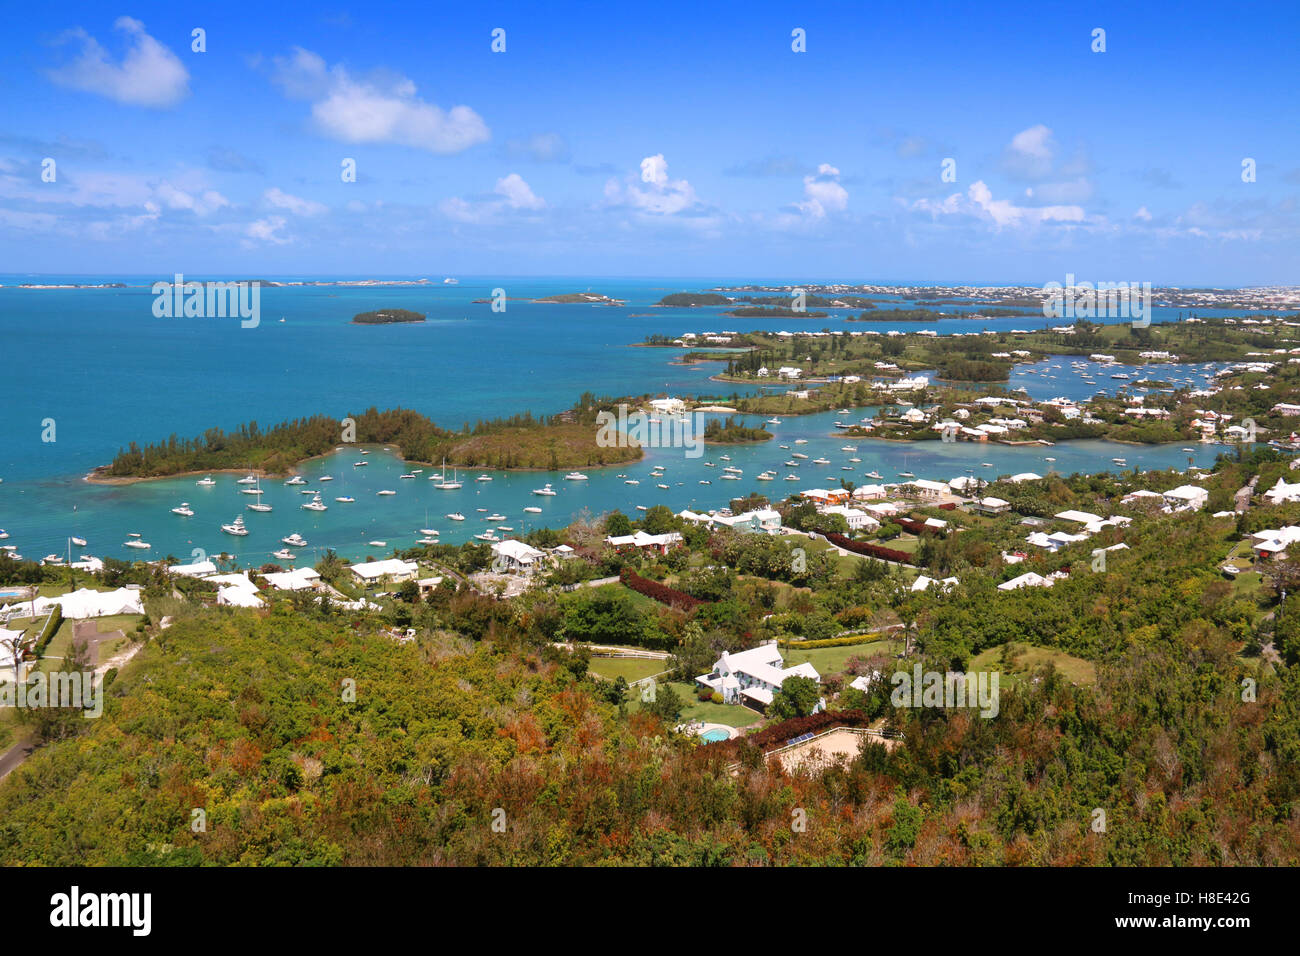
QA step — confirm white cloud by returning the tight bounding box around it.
[265,187,327,216]
[494,173,545,210]
[47,17,189,108]
[245,216,290,244]
[1134,206,1152,221]
[912,180,1084,230]
[271,47,489,154]
[156,182,229,216]
[439,173,545,222]
[606,154,699,215]
[797,164,849,218]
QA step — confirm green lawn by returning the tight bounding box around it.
[587,657,668,683]
[970,642,1097,686]
[781,639,901,676]
[629,680,761,728]
[39,613,142,668]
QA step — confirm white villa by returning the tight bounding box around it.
[696,642,821,710]
[350,559,420,585]
[605,530,683,554]
[490,539,548,572]
[1163,485,1208,513]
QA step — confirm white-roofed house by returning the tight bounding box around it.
[1163,485,1208,513]
[261,567,322,592]
[491,539,548,572]
[605,530,683,554]
[998,571,1054,591]
[696,642,821,710]
[1264,477,1300,505]
[168,559,218,578]
[971,496,1010,515]
[349,559,420,585]
[911,574,959,592]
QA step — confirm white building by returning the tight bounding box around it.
[1264,477,1300,505]
[695,642,821,709]
[350,559,420,585]
[261,567,322,591]
[822,505,878,531]
[1163,485,1208,513]
[491,539,548,571]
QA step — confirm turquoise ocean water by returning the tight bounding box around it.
[0,276,1233,563]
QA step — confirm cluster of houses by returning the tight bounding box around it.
[167,557,441,608]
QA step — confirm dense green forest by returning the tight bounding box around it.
[351,309,426,324]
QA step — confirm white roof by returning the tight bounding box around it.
[168,560,217,578]
[1055,510,1102,524]
[218,585,263,607]
[262,567,321,591]
[28,586,145,619]
[998,571,1051,590]
[911,479,950,492]
[492,539,547,562]
[350,559,419,580]
[1008,472,1043,483]
[1164,485,1206,500]
[606,530,682,548]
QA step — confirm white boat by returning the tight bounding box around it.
[485,513,507,522]
[124,538,151,549]
[475,475,493,483]
[841,445,857,452]
[473,531,498,542]
[247,502,272,512]
[719,455,731,461]
[636,506,647,512]
[0,530,7,539]
[755,474,773,481]
[368,541,387,548]
[196,476,216,487]
[523,506,542,513]
[656,483,670,490]
[70,536,87,547]
[302,495,328,512]
[447,512,466,521]
[791,452,808,460]
[784,474,800,481]
[400,473,417,480]
[898,471,916,478]
[1045,457,1057,462]
[221,516,249,535]
[282,533,307,547]
[699,480,711,485]
[377,489,397,496]
[565,472,589,481]
[354,461,369,467]
[981,463,993,468]
[533,484,557,496]
[813,458,831,465]
[849,457,862,463]
[419,528,439,536]
[720,474,740,481]
[285,476,306,486]
[766,417,782,425]
[434,459,463,490]
[236,474,257,485]
[865,471,882,479]
[318,475,334,482]
[272,549,295,561]
[1112,458,1127,465]
[624,479,639,485]
[360,450,370,455]
[784,460,800,467]
[334,496,355,503]
[300,488,318,495]
[42,554,64,566]
[417,537,440,545]
[498,526,514,532]
[794,439,808,445]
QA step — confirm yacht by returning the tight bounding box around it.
[360,449,370,455]
[302,495,328,512]
[784,460,800,467]
[300,488,318,495]
[236,474,258,485]
[475,475,493,483]
[221,516,249,536]
[766,417,782,425]
[447,513,466,521]
[196,476,216,487]
[982,462,993,468]
[123,535,151,549]
[703,462,716,468]
[564,472,589,481]
[779,444,789,450]
[377,489,397,496]
[285,476,306,486]
[485,513,507,522]
[723,466,742,474]
[473,531,499,542]
[719,455,731,461]
[813,457,832,465]
[794,439,808,445]
[865,470,882,480]
[720,474,740,481]
[699,479,711,485]
[841,445,857,452]
[247,501,272,512]
[784,474,800,481]
[849,457,862,463]
[1112,457,1127,465]
[434,459,463,490]
[172,503,194,517]
[282,533,308,548]
[417,537,440,545]
[240,479,264,495]
[1044,457,1057,463]
[271,549,295,561]
[42,554,64,566]
[656,483,670,490]
[400,473,417,480]
[791,452,808,460]
[624,479,639,485]
[0,530,7,539]
[354,461,369,467]
[532,484,557,496]
[70,536,87,547]
[635,505,647,512]
[898,471,916,479]
[368,541,387,548]
[523,506,542,514]
[334,495,355,503]
[318,475,334,482]
[418,528,439,537]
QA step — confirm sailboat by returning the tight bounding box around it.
[434,458,462,490]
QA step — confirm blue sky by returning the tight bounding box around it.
[0,0,1296,283]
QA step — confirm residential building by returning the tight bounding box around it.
[695,642,821,710]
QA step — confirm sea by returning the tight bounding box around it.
[0,275,1238,564]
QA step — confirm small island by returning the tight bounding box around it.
[352,309,426,325]
[726,306,829,319]
[532,293,624,305]
[703,417,773,444]
[657,292,733,307]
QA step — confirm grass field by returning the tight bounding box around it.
[628,680,761,728]
[969,642,1097,686]
[39,614,142,669]
[587,657,667,683]
[781,639,901,675]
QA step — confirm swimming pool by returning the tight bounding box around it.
[699,728,731,743]
[0,590,27,599]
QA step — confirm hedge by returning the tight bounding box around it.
[780,632,886,650]
[619,568,703,611]
[34,605,63,656]
[823,532,915,566]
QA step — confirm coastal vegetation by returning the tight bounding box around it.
[351,309,426,324]
[702,417,773,444]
